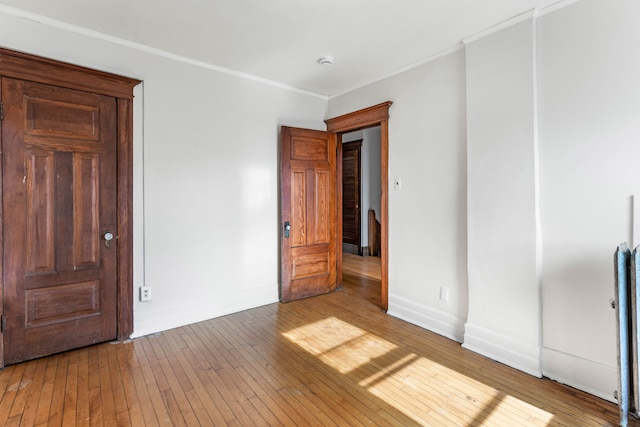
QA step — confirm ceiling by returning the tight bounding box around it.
[0,0,572,97]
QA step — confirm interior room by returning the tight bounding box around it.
[0,0,638,424]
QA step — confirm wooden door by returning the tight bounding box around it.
[342,140,361,254]
[2,78,118,364]
[280,127,338,302]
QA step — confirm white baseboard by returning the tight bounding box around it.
[131,284,278,338]
[387,294,465,342]
[462,322,542,377]
[541,346,617,403]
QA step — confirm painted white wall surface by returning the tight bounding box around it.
[464,17,541,377]
[537,0,640,401]
[0,7,328,338]
[329,50,469,342]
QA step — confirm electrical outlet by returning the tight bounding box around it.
[140,286,151,302]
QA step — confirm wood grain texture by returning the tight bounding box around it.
[342,141,362,249]
[0,48,139,99]
[0,47,137,353]
[325,101,393,133]
[116,97,134,339]
[280,127,337,302]
[2,79,118,364]
[0,259,631,426]
[325,102,392,311]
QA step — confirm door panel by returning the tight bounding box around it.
[2,78,117,364]
[342,141,361,252]
[280,127,337,302]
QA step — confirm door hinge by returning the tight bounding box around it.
[1,315,6,333]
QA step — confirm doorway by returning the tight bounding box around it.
[325,102,392,311]
[279,102,391,309]
[341,127,382,258]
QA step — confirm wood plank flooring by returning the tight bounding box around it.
[0,254,635,426]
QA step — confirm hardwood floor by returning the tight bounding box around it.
[0,255,634,426]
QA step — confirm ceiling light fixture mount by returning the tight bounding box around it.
[317,56,334,67]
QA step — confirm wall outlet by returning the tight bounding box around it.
[439,286,449,303]
[140,286,151,302]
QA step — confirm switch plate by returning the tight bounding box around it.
[394,177,402,190]
[140,286,151,302]
[439,286,449,303]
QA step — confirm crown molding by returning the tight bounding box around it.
[329,44,464,100]
[463,10,537,45]
[537,0,583,17]
[0,4,328,100]
[462,0,582,45]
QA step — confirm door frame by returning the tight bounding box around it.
[0,48,140,363]
[325,101,392,311]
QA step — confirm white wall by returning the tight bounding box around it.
[0,6,328,338]
[363,127,382,249]
[329,50,469,342]
[537,0,640,400]
[464,16,541,377]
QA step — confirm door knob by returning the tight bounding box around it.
[104,231,114,248]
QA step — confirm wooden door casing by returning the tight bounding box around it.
[342,140,362,253]
[325,102,392,311]
[280,127,338,302]
[0,48,139,366]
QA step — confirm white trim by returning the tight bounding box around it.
[0,4,328,100]
[131,284,278,338]
[463,10,537,45]
[331,0,581,98]
[541,346,616,403]
[463,322,542,377]
[462,0,581,45]
[537,0,583,17]
[329,44,464,99]
[388,294,465,343]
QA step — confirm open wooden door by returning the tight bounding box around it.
[280,127,338,301]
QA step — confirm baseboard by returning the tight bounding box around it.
[387,294,465,343]
[342,243,360,255]
[131,284,278,338]
[462,322,542,377]
[541,346,617,403]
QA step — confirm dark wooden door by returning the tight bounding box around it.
[280,126,338,301]
[342,141,361,254]
[2,78,118,364]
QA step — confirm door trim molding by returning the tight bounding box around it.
[0,48,140,349]
[325,101,392,311]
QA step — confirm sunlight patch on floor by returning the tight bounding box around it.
[283,316,556,425]
[282,316,396,374]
